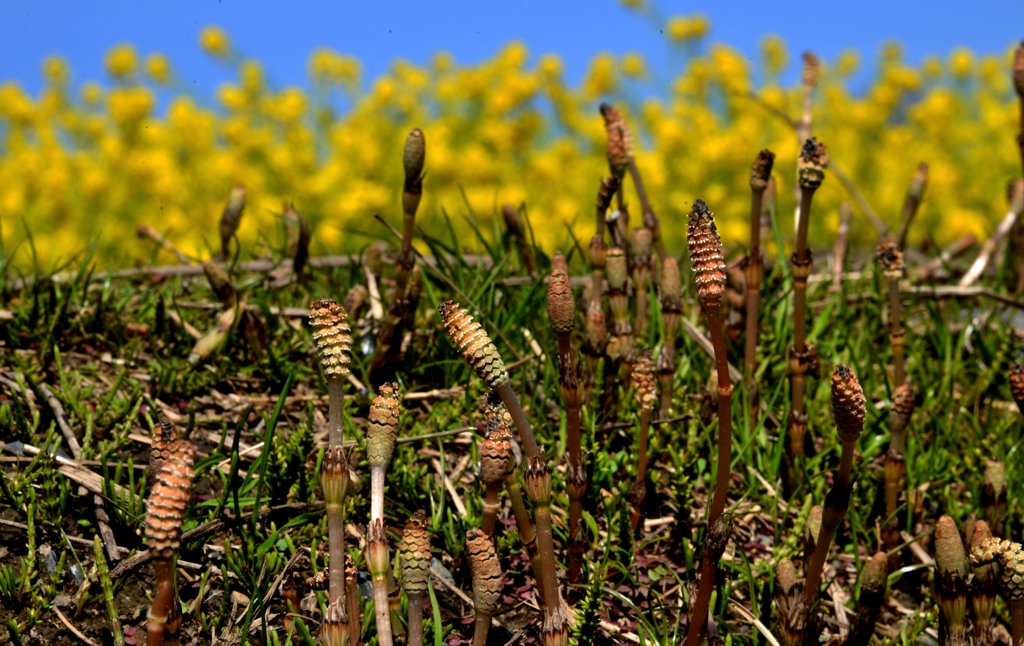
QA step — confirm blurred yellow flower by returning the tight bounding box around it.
[105,44,138,80]
[950,48,974,79]
[81,82,103,106]
[199,26,230,59]
[667,14,710,43]
[43,56,70,86]
[145,54,172,84]
[621,52,646,79]
[619,0,643,8]
[922,55,943,79]
[836,50,860,77]
[583,53,616,98]
[761,35,788,77]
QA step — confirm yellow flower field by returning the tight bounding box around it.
[0,23,1020,269]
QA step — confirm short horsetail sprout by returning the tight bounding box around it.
[845,552,889,646]
[145,441,196,646]
[897,163,929,250]
[803,365,864,610]
[1010,362,1024,415]
[630,228,653,336]
[367,382,401,521]
[804,505,823,570]
[774,557,806,646]
[629,349,657,533]
[438,302,562,612]
[745,149,775,419]
[218,184,246,260]
[658,257,682,418]
[983,459,1008,536]
[971,537,1024,646]
[285,203,311,278]
[400,128,425,274]
[480,417,512,537]
[876,236,907,386]
[547,261,586,582]
[321,599,349,646]
[970,521,999,646]
[684,200,734,646]
[467,529,503,646]
[399,511,431,646]
[366,519,394,646]
[311,298,353,609]
[788,138,829,467]
[934,516,970,646]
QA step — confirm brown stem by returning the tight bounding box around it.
[559,334,586,585]
[532,501,561,613]
[887,279,906,386]
[482,482,501,537]
[788,187,816,468]
[147,558,176,646]
[326,379,348,613]
[803,441,855,609]
[684,548,718,646]
[407,593,424,646]
[372,579,394,646]
[328,380,345,447]
[706,304,734,526]
[504,467,544,604]
[627,158,666,261]
[495,380,541,461]
[745,186,766,419]
[347,556,362,646]
[630,407,652,533]
[472,610,494,646]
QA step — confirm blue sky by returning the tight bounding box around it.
[2,1,1022,101]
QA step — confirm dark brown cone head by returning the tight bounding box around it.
[889,382,915,436]
[585,300,607,353]
[802,52,820,88]
[145,441,197,559]
[309,299,353,379]
[599,103,633,179]
[398,510,431,595]
[367,382,402,468]
[630,227,653,268]
[831,364,866,442]
[605,247,628,291]
[404,128,426,183]
[150,420,178,476]
[480,423,512,485]
[547,267,576,335]
[1014,41,1024,98]
[908,163,929,201]
[687,199,726,302]
[875,236,905,278]
[597,176,621,213]
[798,138,829,189]
[750,149,776,191]
[659,257,682,313]
[438,300,508,388]
[466,528,503,614]
[935,515,969,579]
[631,348,657,411]
[1010,362,1024,413]
[861,551,889,596]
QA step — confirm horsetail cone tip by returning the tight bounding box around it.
[687,199,726,301]
[320,445,348,505]
[599,102,632,178]
[309,299,353,379]
[970,538,1024,601]
[1010,363,1024,412]
[366,518,390,579]
[220,185,247,238]
[438,301,508,389]
[802,52,820,88]
[660,257,681,309]
[404,128,425,182]
[585,300,607,350]
[630,227,653,264]
[145,441,196,560]
[547,267,576,335]
[807,506,823,544]
[862,552,889,594]
[631,349,657,410]
[890,382,915,431]
[1014,41,1024,98]
[466,528,503,614]
[605,247,628,290]
[597,176,620,212]
[480,425,512,485]
[909,163,929,200]
[935,515,969,579]
[798,138,829,189]
[398,511,431,594]
[876,236,905,278]
[551,251,569,274]
[150,420,178,474]
[367,382,402,468]
[831,364,866,442]
[750,149,776,191]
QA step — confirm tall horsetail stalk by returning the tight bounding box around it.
[366,519,394,646]
[145,440,196,646]
[480,415,512,537]
[657,257,681,419]
[546,262,587,584]
[934,516,970,646]
[631,228,653,337]
[896,163,929,250]
[745,150,776,419]
[585,178,618,389]
[467,529,504,646]
[367,382,401,522]
[600,102,666,260]
[629,349,656,533]
[399,511,432,646]
[803,365,865,609]
[683,199,734,646]
[438,302,565,642]
[970,537,1024,646]
[788,138,828,466]
[884,381,914,554]
[876,237,907,386]
[310,299,354,638]
[606,247,632,365]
